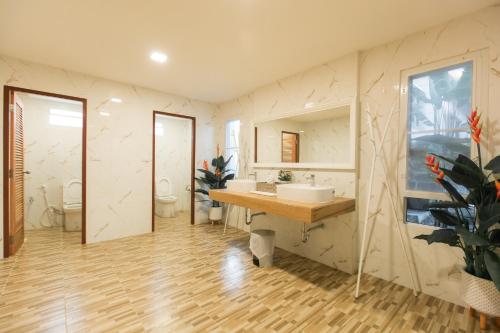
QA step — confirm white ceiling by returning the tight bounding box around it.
[0,0,498,103]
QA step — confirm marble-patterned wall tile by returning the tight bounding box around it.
[216,53,359,274]
[358,7,500,305]
[0,55,217,255]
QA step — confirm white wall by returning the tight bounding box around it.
[21,93,82,229]
[217,53,359,274]
[358,7,500,305]
[300,115,350,163]
[256,119,302,163]
[0,55,217,257]
[217,6,500,305]
[154,114,192,212]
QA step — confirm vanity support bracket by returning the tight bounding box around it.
[301,222,325,243]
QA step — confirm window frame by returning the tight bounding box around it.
[399,50,488,206]
[224,119,241,176]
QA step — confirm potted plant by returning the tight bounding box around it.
[278,170,292,183]
[415,109,500,322]
[195,149,234,222]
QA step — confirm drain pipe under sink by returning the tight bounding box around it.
[245,208,266,225]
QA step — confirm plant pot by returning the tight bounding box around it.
[462,269,500,317]
[208,206,223,221]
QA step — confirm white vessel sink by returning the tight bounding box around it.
[276,183,335,203]
[226,179,257,193]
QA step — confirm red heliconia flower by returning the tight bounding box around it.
[435,170,445,184]
[425,155,436,167]
[472,127,482,144]
[495,180,500,200]
[468,108,482,144]
[470,115,481,131]
[202,160,209,171]
[467,108,478,123]
[431,161,440,174]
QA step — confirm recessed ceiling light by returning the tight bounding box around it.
[150,51,168,63]
[110,97,122,103]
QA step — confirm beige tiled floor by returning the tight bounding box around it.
[0,212,496,332]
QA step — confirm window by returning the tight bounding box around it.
[49,109,82,128]
[155,122,164,136]
[225,120,240,175]
[402,60,474,226]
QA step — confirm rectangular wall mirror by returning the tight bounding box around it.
[253,103,356,170]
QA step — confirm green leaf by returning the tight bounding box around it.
[456,225,490,246]
[194,189,209,195]
[431,153,481,177]
[478,204,500,235]
[437,178,467,205]
[484,155,500,173]
[414,229,459,247]
[456,154,482,175]
[429,209,461,226]
[426,201,467,209]
[484,250,500,292]
[223,155,233,169]
[221,174,235,182]
[197,169,218,183]
[441,168,477,189]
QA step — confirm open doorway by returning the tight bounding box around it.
[152,111,195,231]
[3,86,86,258]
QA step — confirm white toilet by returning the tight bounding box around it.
[155,177,177,218]
[63,179,82,231]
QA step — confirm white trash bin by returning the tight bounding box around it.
[249,229,275,268]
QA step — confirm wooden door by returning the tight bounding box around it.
[281,131,299,163]
[8,92,25,256]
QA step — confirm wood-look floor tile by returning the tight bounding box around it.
[0,212,496,332]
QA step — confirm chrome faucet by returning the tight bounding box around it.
[306,174,315,187]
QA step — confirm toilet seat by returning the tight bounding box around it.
[62,179,82,231]
[156,177,177,201]
[63,179,82,212]
[155,195,177,204]
[155,177,177,218]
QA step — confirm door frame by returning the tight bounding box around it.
[152,111,196,231]
[3,85,87,258]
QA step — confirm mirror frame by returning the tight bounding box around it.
[251,100,358,171]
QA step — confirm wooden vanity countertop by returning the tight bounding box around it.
[209,189,355,224]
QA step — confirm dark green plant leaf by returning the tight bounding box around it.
[194,189,209,195]
[223,155,233,169]
[429,209,461,226]
[197,169,218,183]
[488,229,500,245]
[484,155,500,173]
[414,229,459,247]
[441,168,477,189]
[221,174,235,182]
[478,204,500,235]
[456,154,482,175]
[436,178,467,205]
[426,201,467,209]
[431,153,481,177]
[456,225,490,246]
[484,250,500,292]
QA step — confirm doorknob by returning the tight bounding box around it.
[185,185,191,192]
[23,171,31,175]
